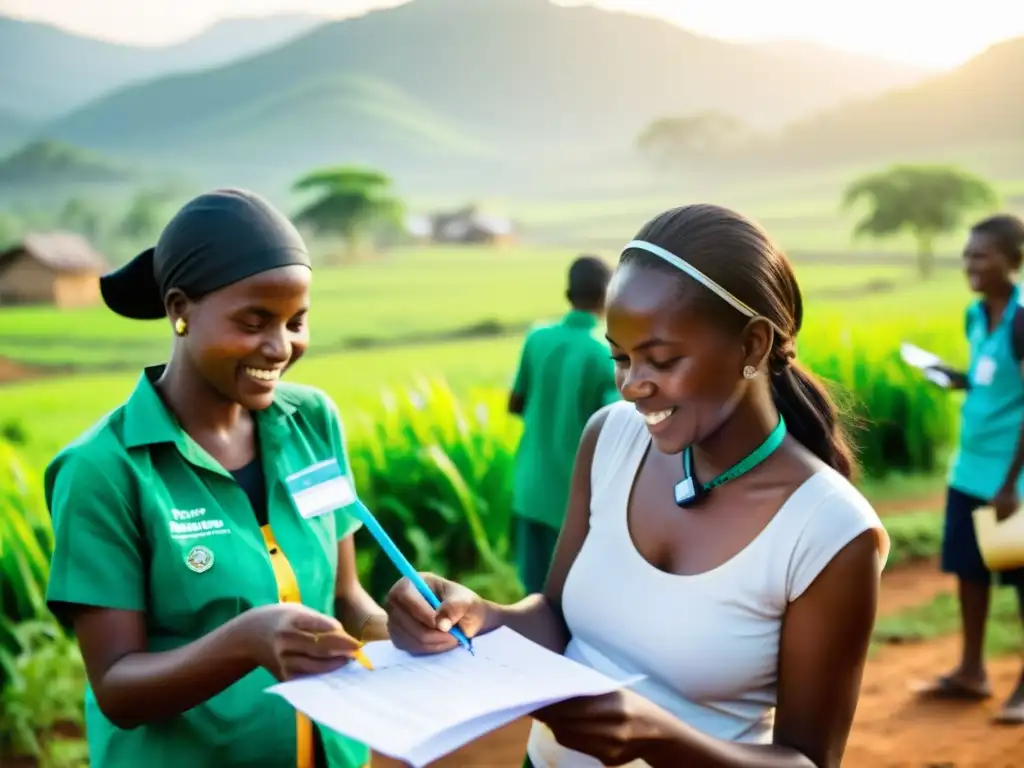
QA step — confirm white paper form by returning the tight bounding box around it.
[899,342,953,388]
[266,627,643,767]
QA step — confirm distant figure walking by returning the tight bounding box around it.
[508,255,618,594]
[918,214,1024,725]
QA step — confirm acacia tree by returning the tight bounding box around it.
[842,165,997,279]
[292,166,404,261]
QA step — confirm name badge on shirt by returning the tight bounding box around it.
[285,459,357,520]
[974,355,997,387]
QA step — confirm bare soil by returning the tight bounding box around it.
[874,493,947,518]
[0,355,38,384]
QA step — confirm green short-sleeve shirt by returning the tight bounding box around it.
[45,366,368,768]
[510,310,619,529]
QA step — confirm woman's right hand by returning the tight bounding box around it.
[385,573,490,654]
[243,603,362,681]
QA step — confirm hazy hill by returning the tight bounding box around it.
[0,109,33,155]
[38,0,926,189]
[768,37,1024,168]
[0,13,329,119]
[0,139,130,187]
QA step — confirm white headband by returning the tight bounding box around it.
[622,240,762,319]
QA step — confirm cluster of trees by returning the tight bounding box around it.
[0,187,180,257]
[635,112,753,169]
[0,167,406,266]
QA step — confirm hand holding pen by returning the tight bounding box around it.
[353,501,476,655]
[384,572,488,655]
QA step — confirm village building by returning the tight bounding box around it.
[430,205,516,245]
[0,232,108,308]
[406,205,517,246]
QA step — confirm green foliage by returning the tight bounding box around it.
[0,440,54,641]
[882,511,943,569]
[804,321,958,478]
[0,618,87,768]
[873,588,1022,656]
[57,198,104,242]
[292,165,405,259]
[118,188,173,241]
[0,439,82,759]
[347,378,524,604]
[0,210,18,249]
[842,165,997,278]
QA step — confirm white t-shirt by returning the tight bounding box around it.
[527,401,889,768]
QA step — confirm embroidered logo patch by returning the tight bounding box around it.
[185,545,215,573]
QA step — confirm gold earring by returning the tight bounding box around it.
[174,318,188,337]
[742,365,757,380]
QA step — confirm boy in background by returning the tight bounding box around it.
[508,255,617,594]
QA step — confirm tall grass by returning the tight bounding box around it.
[347,378,525,603]
[0,332,957,624]
[801,322,959,478]
[0,441,53,642]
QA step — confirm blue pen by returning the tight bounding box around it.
[353,500,475,655]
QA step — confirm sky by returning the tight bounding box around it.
[2,0,1023,69]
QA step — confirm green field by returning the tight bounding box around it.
[0,243,974,474]
[476,143,1024,249]
[0,245,946,368]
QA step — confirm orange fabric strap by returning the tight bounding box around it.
[261,525,315,768]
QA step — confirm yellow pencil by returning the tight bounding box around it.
[350,647,374,671]
[310,631,375,671]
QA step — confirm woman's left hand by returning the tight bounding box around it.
[533,689,671,766]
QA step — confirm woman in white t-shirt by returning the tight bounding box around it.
[385,204,890,768]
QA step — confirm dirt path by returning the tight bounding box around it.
[374,560,1013,768]
[846,635,1023,767]
[874,493,946,518]
[876,557,953,616]
[0,356,38,384]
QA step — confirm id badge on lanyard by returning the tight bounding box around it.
[973,355,997,387]
[284,458,356,519]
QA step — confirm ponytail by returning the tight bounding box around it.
[771,361,856,479]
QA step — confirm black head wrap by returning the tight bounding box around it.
[100,188,312,320]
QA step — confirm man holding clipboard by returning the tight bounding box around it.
[914,215,1024,725]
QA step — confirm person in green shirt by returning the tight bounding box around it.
[915,214,1024,724]
[508,255,618,594]
[44,189,386,768]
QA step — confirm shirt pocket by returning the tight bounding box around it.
[148,523,278,644]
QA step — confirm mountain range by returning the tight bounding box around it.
[775,36,1024,162]
[1,0,1020,196]
[0,12,329,120]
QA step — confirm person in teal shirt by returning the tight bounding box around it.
[45,189,385,767]
[919,214,1024,725]
[508,255,618,594]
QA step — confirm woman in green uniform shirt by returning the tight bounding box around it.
[44,189,386,768]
